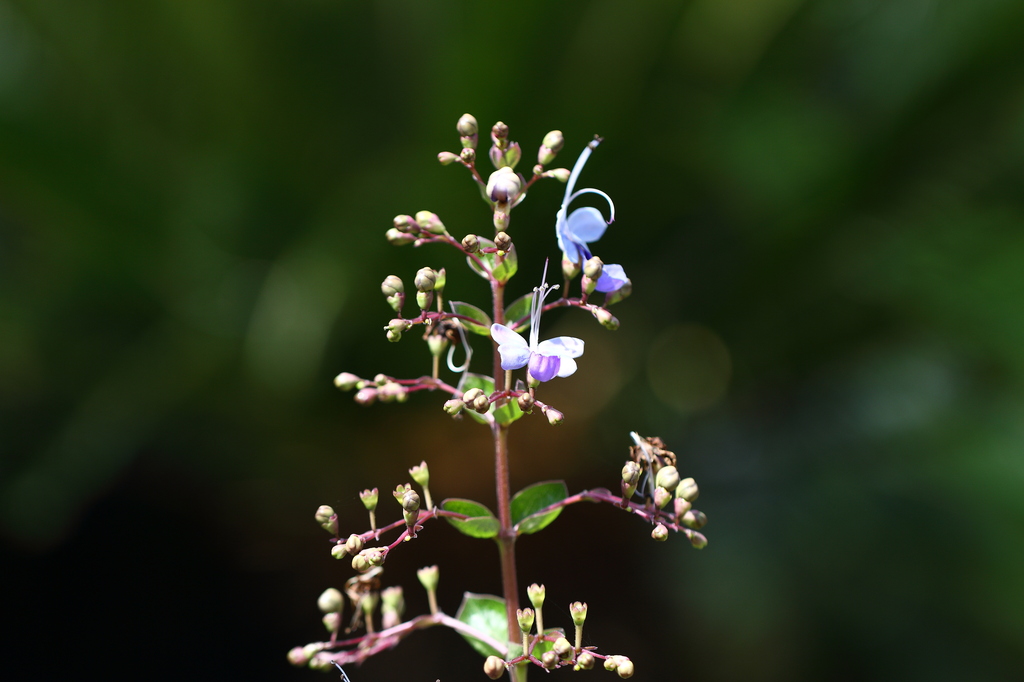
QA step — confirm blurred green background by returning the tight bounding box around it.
[3,0,1024,680]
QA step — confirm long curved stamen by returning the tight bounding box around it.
[529,260,559,349]
[562,137,602,208]
[565,187,616,224]
[446,301,473,373]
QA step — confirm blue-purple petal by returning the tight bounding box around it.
[536,336,585,358]
[528,353,561,382]
[566,206,609,243]
[594,263,628,293]
[498,344,531,370]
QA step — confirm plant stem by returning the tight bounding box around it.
[492,421,520,646]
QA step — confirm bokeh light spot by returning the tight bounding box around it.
[647,323,731,414]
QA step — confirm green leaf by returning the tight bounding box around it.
[465,238,518,284]
[440,498,500,538]
[503,293,532,333]
[450,301,492,336]
[457,373,524,426]
[456,592,508,658]
[511,481,568,535]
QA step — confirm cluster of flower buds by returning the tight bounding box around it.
[315,505,338,536]
[386,210,452,246]
[604,655,635,678]
[334,372,410,405]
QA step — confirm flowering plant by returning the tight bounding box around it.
[289,115,709,681]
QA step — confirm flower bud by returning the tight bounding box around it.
[331,543,347,560]
[386,319,411,336]
[562,255,581,280]
[493,207,509,232]
[385,228,415,245]
[462,388,484,403]
[381,275,404,296]
[517,393,535,413]
[417,565,440,593]
[544,407,564,425]
[385,329,401,343]
[516,607,535,634]
[541,651,558,669]
[322,611,341,633]
[498,141,521,169]
[527,583,546,610]
[409,461,429,488]
[655,465,680,492]
[461,234,479,253]
[433,267,446,293]
[653,486,672,510]
[427,334,449,357]
[393,483,412,501]
[472,392,491,413]
[544,168,571,182]
[537,130,565,166]
[592,307,620,330]
[363,547,385,567]
[360,488,379,511]
[689,531,708,549]
[416,290,434,311]
[583,256,604,281]
[569,601,587,626]
[604,278,632,306]
[483,655,505,680]
[393,214,417,233]
[681,509,707,530]
[615,656,635,678]
[621,461,641,487]
[552,637,572,660]
[674,497,692,520]
[575,651,595,670]
[334,372,360,391]
[287,646,309,666]
[486,167,521,204]
[491,121,509,141]
[532,163,544,176]
[494,231,512,252]
[415,211,447,235]
[344,534,364,554]
[401,489,420,514]
[309,652,334,672]
[443,398,464,415]
[351,554,369,572]
[651,523,669,541]
[457,113,478,137]
[315,504,336,527]
[317,588,343,613]
[460,147,476,163]
[414,267,437,292]
[354,387,377,405]
[437,151,459,165]
[677,477,699,502]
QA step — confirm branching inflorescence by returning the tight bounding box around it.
[289,115,709,681]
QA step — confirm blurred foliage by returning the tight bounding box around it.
[3,0,1024,680]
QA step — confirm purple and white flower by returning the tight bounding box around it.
[490,265,584,383]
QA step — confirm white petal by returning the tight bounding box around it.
[566,206,609,243]
[555,357,578,377]
[490,323,527,347]
[536,336,585,358]
[497,344,531,370]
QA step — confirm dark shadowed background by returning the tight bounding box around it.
[4,1,1024,680]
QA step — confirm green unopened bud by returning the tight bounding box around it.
[681,509,707,530]
[652,523,669,541]
[583,256,604,280]
[674,497,692,521]
[656,465,680,492]
[570,601,588,626]
[562,255,581,280]
[381,275,404,296]
[385,329,401,343]
[457,113,478,137]
[409,461,429,487]
[344,534,364,554]
[362,547,385,567]
[516,607,535,634]
[486,167,522,204]
[493,207,509,232]
[677,477,699,502]
[541,651,558,669]
[287,646,309,666]
[416,290,433,310]
[472,392,491,413]
[545,407,564,425]
[360,488,379,511]
[501,141,522,169]
[434,267,446,293]
[461,234,479,253]
[334,372,360,391]
[604,278,632,306]
[393,214,417,233]
[622,461,641,487]
[437,151,459,165]
[615,656,635,678]
[302,643,324,661]
[354,387,377,405]
[385,227,415,245]
[491,121,509,141]
[443,398,464,415]
[308,653,333,671]
[361,591,379,617]
[322,611,341,633]
[517,393,535,413]
[331,543,347,560]
[315,504,336,530]
[592,307,620,330]
[653,486,672,510]
[483,655,505,680]
[427,334,449,357]
[415,211,447,235]
[351,553,369,572]
[386,319,411,336]
[544,168,571,182]
[460,147,476,163]
[537,130,565,166]
[393,483,412,502]
[527,583,546,610]
[417,565,440,593]
[575,651,595,670]
[533,163,544,176]
[402,489,420,514]
[317,587,343,613]
[494,231,512,252]
[414,267,437,292]
[381,585,404,628]
[552,637,573,660]
[462,388,484,404]
[689,531,708,549]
